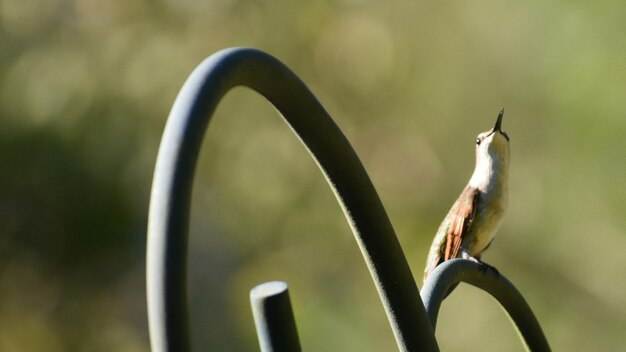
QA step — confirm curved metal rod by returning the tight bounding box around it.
[147,47,439,351]
[420,259,550,351]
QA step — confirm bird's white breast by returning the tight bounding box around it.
[467,153,508,255]
[468,192,506,255]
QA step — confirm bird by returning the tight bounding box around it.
[423,109,510,286]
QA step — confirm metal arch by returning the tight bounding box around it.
[146,48,439,351]
[420,259,551,351]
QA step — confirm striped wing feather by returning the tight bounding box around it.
[424,187,479,281]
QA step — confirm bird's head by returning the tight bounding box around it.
[475,108,510,165]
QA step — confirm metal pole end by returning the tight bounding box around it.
[250,280,302,352]
[250,281,289,301]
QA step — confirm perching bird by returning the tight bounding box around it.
[424,109,510,284]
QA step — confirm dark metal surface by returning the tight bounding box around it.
[250,281,302,352]
[420,259,551,351]
[146,47,439,351]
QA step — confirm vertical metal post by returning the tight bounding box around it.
[250,281,302,352]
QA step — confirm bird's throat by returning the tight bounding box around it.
[468,157,508,193]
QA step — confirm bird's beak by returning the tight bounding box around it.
[492,108,504,132]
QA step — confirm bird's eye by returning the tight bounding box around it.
[476,138,481,145]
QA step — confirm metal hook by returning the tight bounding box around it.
[146,47,438,351]
[421,259,550,351]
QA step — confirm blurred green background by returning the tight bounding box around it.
[1,0,625,351]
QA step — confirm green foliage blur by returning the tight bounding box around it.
[1,0,624,351]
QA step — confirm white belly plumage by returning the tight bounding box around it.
[467,202,505,256]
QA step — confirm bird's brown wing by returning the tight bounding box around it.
[444,187,479,260]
